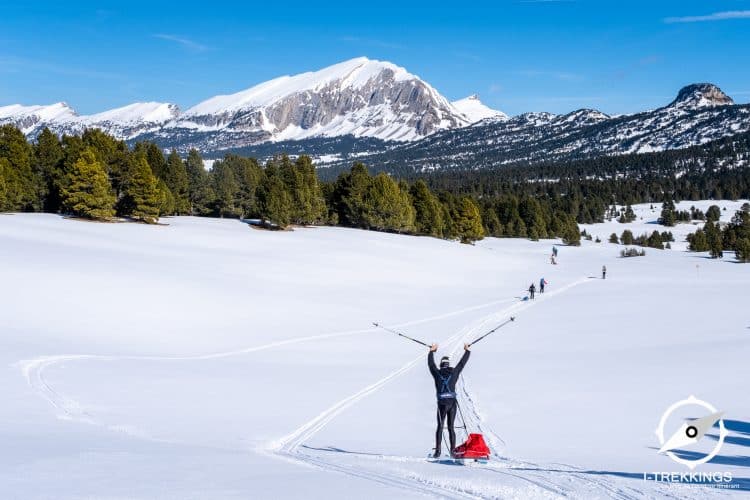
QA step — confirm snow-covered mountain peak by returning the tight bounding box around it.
[184,57,417,117]
[451,95,507,123]
[667,83,734,110]
[85,102,180,124]
[0,102,78,134]
[557,108,610,126]
[169,57,467,143]
[0,102,77,120]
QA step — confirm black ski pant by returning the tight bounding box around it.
[435,399,457,455]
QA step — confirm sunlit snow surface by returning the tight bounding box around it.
[1,203,749,499]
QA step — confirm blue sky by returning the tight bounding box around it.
[1,1,749,116]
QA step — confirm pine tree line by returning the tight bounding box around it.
[687,204,750,261]
[0,126,498,243]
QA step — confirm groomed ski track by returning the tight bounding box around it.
[269,277,667,499]
[15,276,691,499]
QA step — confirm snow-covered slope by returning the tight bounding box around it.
[0,102,77,134]
[66,102,181,139]
[1,211,748,498]
[0,101,180,140]
[451,94,507,123]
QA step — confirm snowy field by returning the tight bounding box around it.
[1,203,749,499]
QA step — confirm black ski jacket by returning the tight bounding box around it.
[428,350,470,401]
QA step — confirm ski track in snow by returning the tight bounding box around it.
[268,277,656,499]
[14,277,695,499]
[14,296,516,426]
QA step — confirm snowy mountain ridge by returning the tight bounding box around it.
[451,95,507,123]
[1,57,475,145]
[166,57,470,143]
[0,60,745,168]
[332,83,750,172]
[0,101,180,139]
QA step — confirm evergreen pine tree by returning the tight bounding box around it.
[706,205,721,222]
[519,196,548,238]
[33,127,64,212]
[704,221,723,258]
[687,229,709,252]
[0,159,8,210]
[609,233,619,243]
[647,230,664,249]
[185,149,214,215]
[273,155,326,225]
[621,229,634,245]
[562,219,581,246]
[257,167,293,228]
[0,124,37,210]
[156,178,176,216]
[660,200,676,226]
[224,154,263,218]
[362,172,415,233]
[295,155,327,225]
[164,150,190,214]
[137,142,168,180]
[331,163,372,227]
[735,238,750,263]
[60,148,115,220]
[619,205,636,223]
[212,161,239,217]
[455,197,484,243]
[480,203,502,237]
[410,179,444,237]
[123,154,160,223]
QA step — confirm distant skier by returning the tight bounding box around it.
[552,246,558,258]
[428,343,471,458]
[602,265,607,280]
[539,278,547,293]
[528,283,536,300]
[550,254,557,265]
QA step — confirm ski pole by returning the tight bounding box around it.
[372,322,430,347]
[468,316,515,347]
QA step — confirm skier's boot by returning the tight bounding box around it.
[432,447,441,459]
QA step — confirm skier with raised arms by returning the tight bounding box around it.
[428,343,471,458]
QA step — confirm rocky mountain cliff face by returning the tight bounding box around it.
[332,83,750,172]
[1,58,476,149]
[1,63,747,173]
[177,58,467,140]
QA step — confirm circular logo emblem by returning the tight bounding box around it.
[655,395,728,469]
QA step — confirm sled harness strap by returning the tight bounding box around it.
[437,373,456,400]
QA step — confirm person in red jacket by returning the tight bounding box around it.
[428,343,471,458]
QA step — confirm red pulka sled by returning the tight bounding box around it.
[452,433,491,460]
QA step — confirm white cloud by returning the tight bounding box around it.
[665,10,750,23]
[153,34,208,52]
[516,69,583,82]
[338,36,403,50]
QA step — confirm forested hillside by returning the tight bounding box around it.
[3,124,750,249]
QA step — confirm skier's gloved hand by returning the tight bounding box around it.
[464,343,471,351]
[430,344,438,352]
